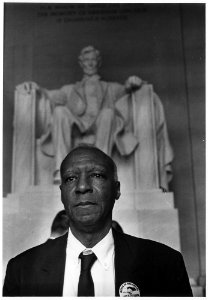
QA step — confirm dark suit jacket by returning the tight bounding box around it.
[3,230,192,297]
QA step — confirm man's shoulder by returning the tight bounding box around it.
[116,231,181,259]
[8,234,67,265]
[9,240,50,264]
[60,84,74,92]
[98,80,123,90]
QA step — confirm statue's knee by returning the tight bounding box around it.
[99,108,114,122]
[53,106,75,129]
[53,105,65,115]
[53,106,68,119]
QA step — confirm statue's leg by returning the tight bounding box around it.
[52,106,77,181]
[95,108,114,155]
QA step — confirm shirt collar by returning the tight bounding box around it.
[67,228,86,262]
[92,229,114,270]
[67,228,114,270]
[82,74,101,83]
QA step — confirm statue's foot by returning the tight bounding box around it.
[53,170,61,184]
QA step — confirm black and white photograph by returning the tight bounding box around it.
[3,2,205,297]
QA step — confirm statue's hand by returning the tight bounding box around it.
[125,76,144,92]
[16,81,39,95]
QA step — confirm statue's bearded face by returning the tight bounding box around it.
[80,51,98,76]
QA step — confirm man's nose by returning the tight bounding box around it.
[75,174,93,194]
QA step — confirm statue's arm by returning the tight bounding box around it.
[110,75,145,101]
[45,88,66,106]
[15,82,71,107]
[44,84,75,107]
[124,75,146,93]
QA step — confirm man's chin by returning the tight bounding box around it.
[79,216,97,226]
[74,215,101,231]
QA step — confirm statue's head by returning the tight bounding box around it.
[78,46,101,77]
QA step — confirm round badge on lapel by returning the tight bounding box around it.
[119,282,140,297]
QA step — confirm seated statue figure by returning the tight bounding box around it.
[15,45,173,189]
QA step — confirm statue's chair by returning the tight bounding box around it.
[12,83,163,194]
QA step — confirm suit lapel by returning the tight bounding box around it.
[99,81,109,107]
[38,234,68,296]
[94,80,107,109]
[74,81,86,103]
[113,230,147,297]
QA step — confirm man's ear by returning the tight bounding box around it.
[59,185,64,205]
[115,181,121,200]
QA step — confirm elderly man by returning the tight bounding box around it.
[3,144,192,296]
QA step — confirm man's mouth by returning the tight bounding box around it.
[75,201,96,207]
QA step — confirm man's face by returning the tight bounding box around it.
[80,51,98,76]
[60,148,120,231]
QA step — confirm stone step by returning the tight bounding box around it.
[6,185,174,210]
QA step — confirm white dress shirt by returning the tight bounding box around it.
[63,228,115,296]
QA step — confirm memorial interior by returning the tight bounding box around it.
[3,3,205,296]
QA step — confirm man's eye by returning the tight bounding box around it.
[65,176,77,183]
[90,173,105,179]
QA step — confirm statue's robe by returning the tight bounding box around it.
[30,77,173,189]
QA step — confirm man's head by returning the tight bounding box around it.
[60,144,120,234]
[78,46,101,77]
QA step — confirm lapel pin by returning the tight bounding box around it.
[119,282,140,297]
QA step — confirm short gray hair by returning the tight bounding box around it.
[60,143,118,182]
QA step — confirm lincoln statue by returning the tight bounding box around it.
[16,45,173,188]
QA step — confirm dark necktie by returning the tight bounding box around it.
[78,251,97,296]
